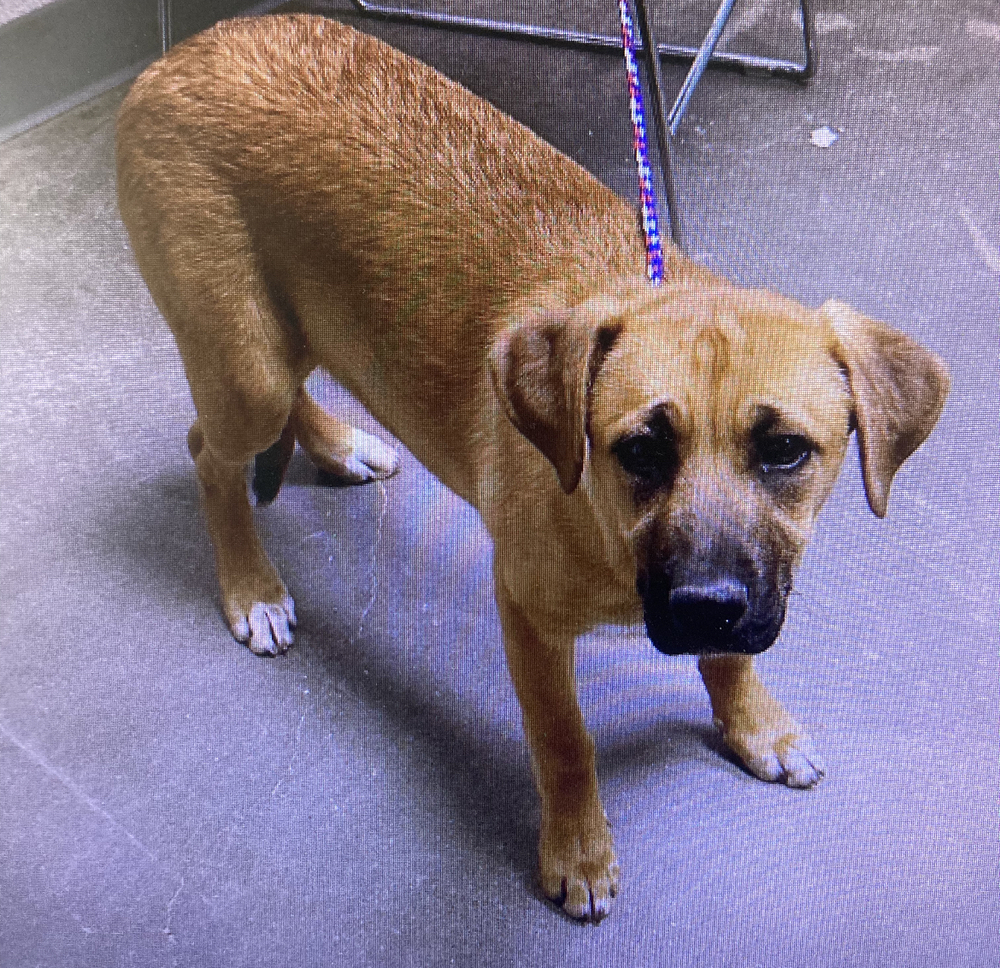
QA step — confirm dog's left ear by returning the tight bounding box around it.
[823,300,950,518]
[490,306,622,494]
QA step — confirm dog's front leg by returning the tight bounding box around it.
[698,654,825,789]
[495,582,618,922]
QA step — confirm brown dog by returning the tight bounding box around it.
[116,15,949,921]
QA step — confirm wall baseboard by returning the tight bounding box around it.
[0,0,280,143]
[0,57,154,144]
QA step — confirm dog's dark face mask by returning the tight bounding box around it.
[611,396,837,656]
[633,502,794,656]
[601,394,819,656]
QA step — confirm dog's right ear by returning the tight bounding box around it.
[490,307,622,494]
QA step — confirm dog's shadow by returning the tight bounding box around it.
[101,457,730,891]
[100,466,218,608]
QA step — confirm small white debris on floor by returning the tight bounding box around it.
[810,125,839,148]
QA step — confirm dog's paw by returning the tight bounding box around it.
[227,596,297,657]
[539,810,619,922]
[720,721,826,789]
[316,428,399,485]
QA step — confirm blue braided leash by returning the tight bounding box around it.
[617,0,664,285]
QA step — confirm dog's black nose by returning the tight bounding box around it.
[668,579,748,642]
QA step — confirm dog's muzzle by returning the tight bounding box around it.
[638,566,786,656]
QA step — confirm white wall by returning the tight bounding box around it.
[0,0,62,29]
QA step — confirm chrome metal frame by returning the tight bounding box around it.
[350,1,816,82]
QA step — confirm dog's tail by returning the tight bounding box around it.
[252,421,296,506]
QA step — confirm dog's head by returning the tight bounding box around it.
[491,283,949,655]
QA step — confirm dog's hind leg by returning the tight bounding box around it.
[289,388,398,485]
[169,281,306,657]
[120,155,307,655]
[188,415,298,657]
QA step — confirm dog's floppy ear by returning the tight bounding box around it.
[823,300,950,518]
[490,306,622,493]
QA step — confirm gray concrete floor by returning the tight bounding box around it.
[1,2,998,965]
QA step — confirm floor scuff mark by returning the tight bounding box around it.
[961,211,1000,276]
[271,712,307,799]
[162,876,185,947]
[351,479,389,646]
[814,12,854,33]
[966,20,1000,42]
[0,717,157,863]
[853,46,940,64]
[719,0,768,43]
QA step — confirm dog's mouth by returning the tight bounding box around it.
[638,568,788,656]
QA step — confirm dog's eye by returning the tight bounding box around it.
[756,433,813,473]
[613,433,677,486]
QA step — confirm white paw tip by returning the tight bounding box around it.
[246,602,295,656]
[352,430,399,479]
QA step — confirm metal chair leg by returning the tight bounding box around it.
[158,0,173,55]
[630,0,682,250]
